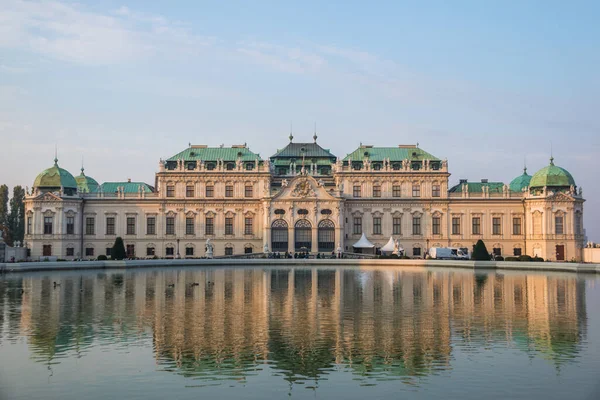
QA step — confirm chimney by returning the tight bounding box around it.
[481,179,488,183]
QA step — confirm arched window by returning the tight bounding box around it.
[271,219,289,252]
[318,219,335,252]
[294,219,312,251]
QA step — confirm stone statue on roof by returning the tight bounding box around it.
[282,179,288,187]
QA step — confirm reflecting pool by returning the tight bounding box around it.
[1,267,599,399]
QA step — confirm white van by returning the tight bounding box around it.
[428,247,469,260]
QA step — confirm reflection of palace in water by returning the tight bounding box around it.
[0,268,588,382]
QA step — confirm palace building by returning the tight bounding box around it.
[24,136,586,261]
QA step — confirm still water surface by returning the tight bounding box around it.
[1,266,599,399]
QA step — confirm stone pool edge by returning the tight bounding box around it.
[1,258,599,274]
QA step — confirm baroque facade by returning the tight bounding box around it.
[24,137,586,261]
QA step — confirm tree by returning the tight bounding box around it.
[0,185,8,241]
[472,239,491,261]
[7,186,25,245]
[112,237,126,260]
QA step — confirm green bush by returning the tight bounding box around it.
[399,255,411,259]
[97,255,108,261]
[518,255,532,262]
[532,257,544,262]
[111,237,126,260]
[494,255,504,261]
[472,240,491,261]
[504,256,519,261]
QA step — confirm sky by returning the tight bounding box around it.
[0,0,598,239]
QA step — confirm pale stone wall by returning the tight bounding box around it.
[583,248,600,263]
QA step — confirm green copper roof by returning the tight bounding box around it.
[509,168,532,192]
[97,182,154,194]
[343,146,440,162]
[271,142,337,159]
[75,168,99,193]
[448,181,505,193]
[529,158,575,188]
[167,146,261,162]
[33,159,78,189]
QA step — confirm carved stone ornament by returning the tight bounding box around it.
[291,179,316,198]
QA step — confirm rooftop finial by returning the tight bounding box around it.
[289,121,293,142]
[313,122,317,143]
[550,142,554,165]
[54,145,58,165]
[81,156,85,174]
[524,156,527,174]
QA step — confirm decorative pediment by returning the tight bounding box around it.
[34,192,63,202]
[43,209,56,216]
[272,175,337,201]
[165,210,177,217]
[392,211,403,217]
[550,192,575,202]
[432,210,442,217]
[224,210,236,217]
[186,210,196,217]
[65,210,77,217]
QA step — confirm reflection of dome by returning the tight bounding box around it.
[75,168,99,193]
[530,157,576,188]
[33,158,77,191]
[509,167,532,192]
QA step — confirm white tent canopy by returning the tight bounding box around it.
[380,237,396,253]
[352,233,375,248]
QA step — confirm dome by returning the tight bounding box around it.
[509,167,532,192]
[529,157,576,188]
[75,167,99,193]
[33,158,78,190]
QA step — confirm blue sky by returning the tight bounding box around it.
[1,0,599,239]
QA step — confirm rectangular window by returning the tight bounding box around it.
[576,213,582,235]
[106,248,112,257]
[106,217,115,235]
[206,185,214,198]
[353,217,362,235]
[512,217,522,235]
[225,185,234,198]
[472,217,481,235]
[126,217,136,235]
[452,217,460,235]
[146,217,156,235]
[185,247,194,257]
[166,185,175,198]
[166,217,175,235]
[42,244,52,256]
[245,185,253,198]
[245,217,253,235]
[492,217,501,235]
[373,185,381,198]
[85,247,94,257]
[353,185,361,198]
[205,217,214,235]
[186,185,194,198]
[432,216,441,235]
[373,217,382,234]
[225,217,234,235]
[185,217,194,235]
[166,247,174,256]
[44,217,53,235]
[27,216,32,235]
[493,248,501,256]
[555,215,564,234]
[126,245,135,258]
[412,184,421,197]
[392,185,401,197]
[66,216,75,234]
[86,217,95,235]
[393,217,402,235]
[513,248,522,256]
[225,247,233,256]
[412,217,421,235]
[413,247,421,257]
[432,184,441,197]
[146,247,155,256]
[66,247,74,256]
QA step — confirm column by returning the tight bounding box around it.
[311,227,318,253]
[288,223,294,253]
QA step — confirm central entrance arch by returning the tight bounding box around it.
[318,219,335,252]
[294,219,312,252]
[271,219,289,252]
